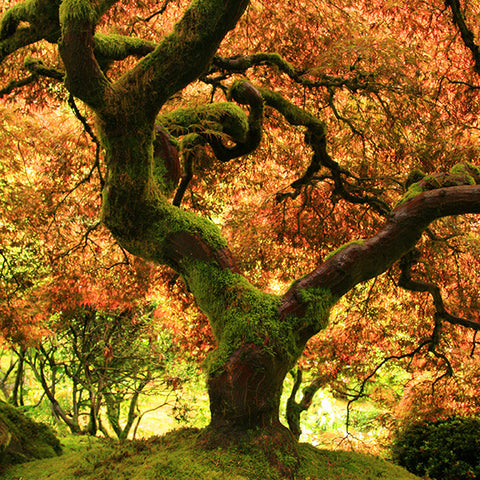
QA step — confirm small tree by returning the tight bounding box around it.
[23,304,178,439]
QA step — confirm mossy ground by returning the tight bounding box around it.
[0,401,62,468]
[3,427,421,480]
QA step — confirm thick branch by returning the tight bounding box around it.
[159,101,250,146]
[112,0,249,119]
[0,27,42,62]
[206,80,263,162]
[93,33,156,68]
[280,185,480,327]
[0,0,60,45]
[58,0,110,109]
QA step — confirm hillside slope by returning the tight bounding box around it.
[4,428,421,480]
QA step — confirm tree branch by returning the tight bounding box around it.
[258,87,389,214]
[58,0,110,109]
[112,0,249,119]
[172,134,204,207]
[398,250,480,330]
[280,185,480,333]
[212,53,376,93]
[286,369,323,439]
[93,33,156,70]
[0,74,37,97]
[445,0,480,76]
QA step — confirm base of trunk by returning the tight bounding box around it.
[197,423,299,479]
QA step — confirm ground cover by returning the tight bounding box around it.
[3,428,421,480]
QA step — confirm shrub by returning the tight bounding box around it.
[392,416,480,479]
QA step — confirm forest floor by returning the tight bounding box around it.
[3,427,421,480]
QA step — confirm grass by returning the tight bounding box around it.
[3,428,421,480]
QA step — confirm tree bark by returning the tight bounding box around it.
[203,345,299,478]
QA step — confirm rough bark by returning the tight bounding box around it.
[280,185,480,340]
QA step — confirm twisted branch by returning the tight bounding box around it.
[212,53,376,93]
[398,249,480,330]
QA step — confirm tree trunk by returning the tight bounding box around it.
[208,343,290,431]
[201,342,299,478]
[11,348,25,407]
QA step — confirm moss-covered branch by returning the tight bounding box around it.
[0,0,61,61]
[159,102,249,142]
[396,162,480,207]
[172,133,204,206]
[58,0,110,109]
[112,0,249,120]
[93,33,156,70]
[258,86,389,213]
[212,52,375,92]
[0,0,60,43]
[160,80,263,163]
[206,80,263,162]
[0,0,154,69]
[24,56,64,80]
[280,184,480,339]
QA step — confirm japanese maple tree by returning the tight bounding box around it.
[1,0,480,476]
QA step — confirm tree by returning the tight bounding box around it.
[1,0,480,476]
[22,304,179,440]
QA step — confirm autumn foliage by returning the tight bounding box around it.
[1,1,480,475]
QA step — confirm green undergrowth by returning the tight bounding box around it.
[4,427,421,480]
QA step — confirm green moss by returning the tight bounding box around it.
[396,182,426,206]
[59,0,96,26]
[185,263,337,376]
[184,261,300,375]
[404,168,425,189]
[324,240,365,262]
[449,161,479,184]
[396,174,443,207]
[93,33,156,60]
[0,1,30,39]
[297,286,336,332]
[4,428,422,480]
[259,87,326,136]
[397,162,480,207]
[268,52,297,76]
[1,0,61,42]
[0,401,62,467]
[159,102,249,142]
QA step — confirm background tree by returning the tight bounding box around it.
[1,0,480,476]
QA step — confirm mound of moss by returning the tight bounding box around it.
[4,427,421,480]
[0,401,62,470]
